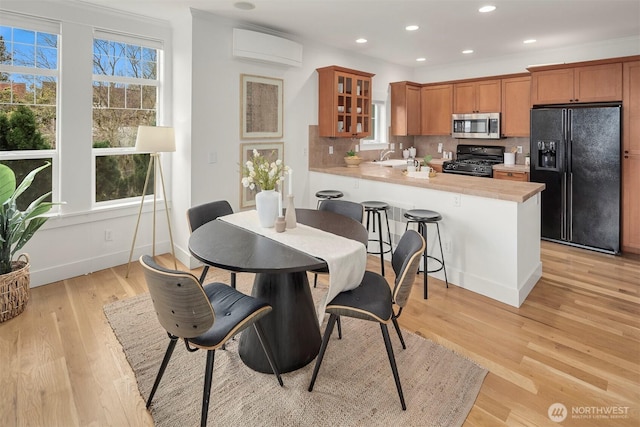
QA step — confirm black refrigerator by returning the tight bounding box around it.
[530,104,621,254]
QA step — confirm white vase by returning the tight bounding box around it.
[255,189,280,228]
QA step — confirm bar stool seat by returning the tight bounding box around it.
[404,209,448,299]
[315,190,344,208]
[362,201,393,276]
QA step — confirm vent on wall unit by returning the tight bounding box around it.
[233,28,303,67]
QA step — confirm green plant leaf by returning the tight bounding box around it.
[0,164,16,205]
[10,162,51,203]
[0,162,57,273]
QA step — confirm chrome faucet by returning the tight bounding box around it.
[379,149,395,161]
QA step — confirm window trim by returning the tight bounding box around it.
[0,16,61,209]
[359,100,389,151]
[91,32,165,207]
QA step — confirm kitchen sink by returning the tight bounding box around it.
[370,159,409,168]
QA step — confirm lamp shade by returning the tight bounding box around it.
[135,126,176,153]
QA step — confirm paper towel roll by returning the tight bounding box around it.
[504,153,515,165]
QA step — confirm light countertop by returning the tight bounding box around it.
[310,163,544,203]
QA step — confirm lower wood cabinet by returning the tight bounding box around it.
[493,170,529,182]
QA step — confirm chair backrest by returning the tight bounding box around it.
[187,200,233,233]
[139,255,215,338]
[391,230,426,307]
[318,199,364,223]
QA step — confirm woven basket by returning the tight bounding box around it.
[0,253,30,323]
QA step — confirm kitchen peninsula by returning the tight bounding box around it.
[309,163,545,307]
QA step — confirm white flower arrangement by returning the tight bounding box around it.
[241,149,289,191]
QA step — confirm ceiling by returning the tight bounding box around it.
[75,0,640,68]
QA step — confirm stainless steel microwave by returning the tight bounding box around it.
[452,113,501,139]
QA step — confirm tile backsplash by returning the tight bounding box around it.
[308,125,531,167]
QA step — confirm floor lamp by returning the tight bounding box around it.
[125,125,177,277]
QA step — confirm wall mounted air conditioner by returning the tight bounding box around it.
[233,28,303,67]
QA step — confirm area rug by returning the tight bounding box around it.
[104,291,487,427]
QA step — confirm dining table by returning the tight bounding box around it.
[188,208,368,373]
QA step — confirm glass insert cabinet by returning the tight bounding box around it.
[317,65,375,138]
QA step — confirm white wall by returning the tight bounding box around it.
[176,10,414,268]
[413,36,640,82]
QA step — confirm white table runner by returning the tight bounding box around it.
[220,210,366,324]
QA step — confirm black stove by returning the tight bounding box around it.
[443,145,505,178]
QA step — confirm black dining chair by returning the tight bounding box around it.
[308,230,425,410]
[313,199,365,288]
[139,255,283,427]
[187,200,236,286]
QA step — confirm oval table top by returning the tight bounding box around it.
[188,208,368,274]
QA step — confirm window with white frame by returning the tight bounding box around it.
[360,100,388,148]
[92,32,162,203]
[0,17,59,210]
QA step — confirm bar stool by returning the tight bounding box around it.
[315,190,344,209]
[404,209,448,299]
[362,201,393,276]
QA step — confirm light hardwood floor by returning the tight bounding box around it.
[1,241,638,426]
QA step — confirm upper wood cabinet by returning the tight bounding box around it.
[622,60,640,254]
[530,63,622,105]
[421,84,453,135]
[390,82,421,136]
[317,66,374,138]
[453,79,501,113]
[501,76,531,137]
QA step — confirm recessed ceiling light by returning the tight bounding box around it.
[462,49,474,54]
[234,2,255,10]
[479,5,496,13]
[416,57,426,62]
[356,38,367,44]
[523,39,537,44]
[405,25,419,31]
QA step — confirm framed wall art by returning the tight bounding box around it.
[239,142,284,209]
[240,74,283,139]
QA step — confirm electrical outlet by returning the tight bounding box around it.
[517,146,523,154]
[438,143,443,153]
[354,179,359,189]
[104,229,113,241]
[208,151,217,164]
[355,145,359,153]
[390,143,395,150]
[452,194,461,207]
[443,239,452,253]
[399,143,403,149]
[303,147,308,156]
[329,146,333,154]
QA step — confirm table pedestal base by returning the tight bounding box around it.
[239,272,321,373]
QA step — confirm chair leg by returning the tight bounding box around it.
[253,321,284,386]
[377,211,385,276]
[435,223,449,288]
[381,323,406,410]
[336,315,342,339]
[308,314,337,392]
[146,335,178,408]
[198,266,210,284]
[384,210,393,256]
[313,273,318,288]
[391,317,406,350]
[230,272,237,289]
[201,350,215,427]
[419,222,429,299]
